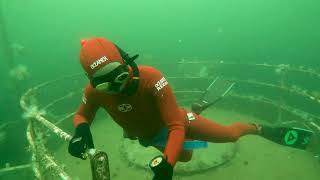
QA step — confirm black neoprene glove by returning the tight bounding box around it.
[68,123,94,159]
[149,155,173,180]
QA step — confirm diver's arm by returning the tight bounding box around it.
[69,85,100,159]
[73,85,100,127]
[149,69,185,167]
[73,102,99,127]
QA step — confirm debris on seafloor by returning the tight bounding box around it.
[11,43,26,56]
[22,104,46,119]
[311,91,320,100]
[274,64,290,75]
[9,64,30,81]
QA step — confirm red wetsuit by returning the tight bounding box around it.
[74,65,257,166]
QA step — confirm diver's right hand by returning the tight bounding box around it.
[68,123,95,160]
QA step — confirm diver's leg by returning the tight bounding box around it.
[154,146,193,162]
[186,113,258,143]
[186,114,314,150]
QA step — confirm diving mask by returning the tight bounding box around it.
[91,63,130,93]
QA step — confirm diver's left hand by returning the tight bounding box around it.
[149,155,173,180]
[68,123,94,159]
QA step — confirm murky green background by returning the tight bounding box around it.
[0,0,319,179]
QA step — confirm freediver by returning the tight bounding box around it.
[68,37,315,180]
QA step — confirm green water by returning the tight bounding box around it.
[0,0,320,179]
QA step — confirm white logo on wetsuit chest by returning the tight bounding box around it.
[155,77,168,91]
[90,56,108,69]
[118,104,132,112]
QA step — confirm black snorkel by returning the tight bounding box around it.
[114,45,140,96]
